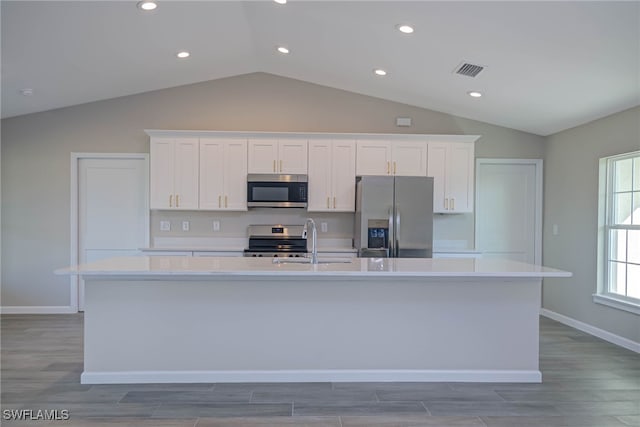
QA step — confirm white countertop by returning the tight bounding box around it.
[57,256,571,279]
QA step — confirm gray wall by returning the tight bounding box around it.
[543,106,640,343]
[1,72,545,308]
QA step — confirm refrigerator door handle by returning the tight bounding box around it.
[395,208,400,257]
[388,207,394,257]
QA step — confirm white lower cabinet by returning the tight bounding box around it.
[308,140,356,212]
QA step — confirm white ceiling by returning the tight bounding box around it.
[2,1,639,135]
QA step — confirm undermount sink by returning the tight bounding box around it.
[272,257,353,265]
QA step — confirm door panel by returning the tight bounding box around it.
[392,142,427,176]
[476,161,539,264]
[199,139,225,210]
[394,177,433,257]
[79,158,148,310]
[308,141,332,211]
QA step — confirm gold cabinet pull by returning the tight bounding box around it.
[273,159,276,172]
[451,197,455,211]
[333,197,336,209]
[176,194,180,207]
[225,195,228,208]
[279,160,283,172]
[444,198,449,210]
[327,197,330,208]
[218,195,221,208]
[393,161,397,175]
[169,194,173,208]
[387,161,390,174]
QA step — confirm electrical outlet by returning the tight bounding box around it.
[182,221,190,232]
[552,224,559,236]
[160,221,170,231]
[213,220,221,232]
[321,222,328,233]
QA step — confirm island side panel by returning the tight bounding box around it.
[82,277,541,383]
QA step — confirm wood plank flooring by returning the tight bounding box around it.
[1,314,638,426]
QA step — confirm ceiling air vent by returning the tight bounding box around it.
[454,62,484,78]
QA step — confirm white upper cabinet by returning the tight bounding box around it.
[427,141,475,213]
[248,138,308,174]
[308,139,356,212]
[356,140,427,176]
[150,137,199,210]
[199,138,247,211]
[356,140,391,175]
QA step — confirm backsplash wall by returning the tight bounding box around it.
[150,210,474,249]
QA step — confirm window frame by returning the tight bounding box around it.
[594,151,640,315]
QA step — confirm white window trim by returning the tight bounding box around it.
[595,151,640,315]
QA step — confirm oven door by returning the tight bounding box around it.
[247,175,307,208]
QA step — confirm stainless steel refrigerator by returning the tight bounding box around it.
[354,176,433,258]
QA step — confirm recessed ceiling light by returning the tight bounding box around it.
[397,24,414,34]
[137,1,157,11]
[20,88,33,96]
[373,69,387,76]
[277,46,290,54]
[274,0,287,4]
[176,51,190,59]
[468,91,483,98]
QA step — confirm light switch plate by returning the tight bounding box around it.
[160,221,170,231]
[182,221,190,232]
[321,222,328,233]
[213,220,221,232]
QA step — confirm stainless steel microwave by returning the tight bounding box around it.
[247,174,308,208]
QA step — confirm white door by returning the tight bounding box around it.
[308,140,333,211]
[199,138,225,210]
[222,140,248,210]
[475,159,542,264]
[332,140,356,211]
[248,139,278,173]
[78,157,148,310]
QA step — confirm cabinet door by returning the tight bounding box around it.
[331,140,356,211]
[278,139,308,174]
[427,142,448,213]
[356,140,391,175]
[223,139,248,211]
[199,138,225,210]
[447,142,475,213]
[392,141,428,176]
[173,138,199,209]
[150,138,175,209]
[307,140,333,212]
[248,139,278,173]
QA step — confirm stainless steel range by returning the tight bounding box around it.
[243,225,308,258]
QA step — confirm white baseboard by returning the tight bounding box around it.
[540,308,640,353]
[81,369,541,384]
[0,306,76,314]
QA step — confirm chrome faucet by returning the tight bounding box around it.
[302,218,318,264]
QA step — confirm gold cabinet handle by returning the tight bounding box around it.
[225,195,228,208]
[273,159,276,172]
[451,197,455,211]
[444,198,449,210]
[333,197,336,209]
[218,195,221,208]
[176,194,179,207]
[393,161,397,175]
[169,194,173,208]
[279,160,283,172]
[327,197,330,208]
[387,161,390,175]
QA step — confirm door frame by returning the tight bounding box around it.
[70,153,149,312]
[474,158,543,265]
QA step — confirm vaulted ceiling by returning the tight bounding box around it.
[2,1,638,135]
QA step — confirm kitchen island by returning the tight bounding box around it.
[57,256,571,384]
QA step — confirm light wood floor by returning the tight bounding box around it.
[1,314,638,426]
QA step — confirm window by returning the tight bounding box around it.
[595,151,640,313]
